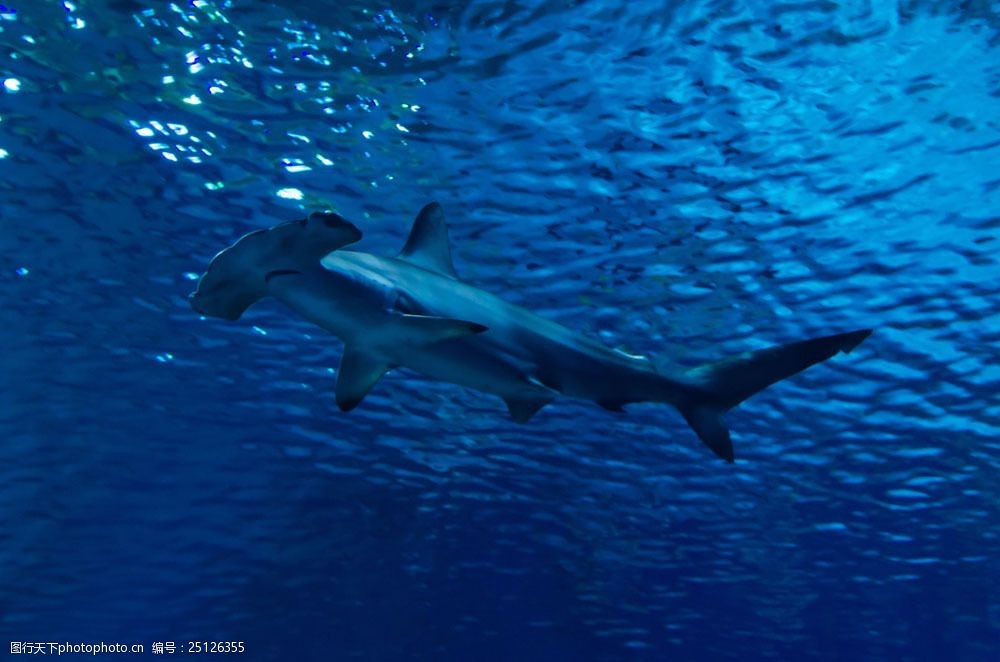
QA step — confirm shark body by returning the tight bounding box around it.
[191,203,871,462]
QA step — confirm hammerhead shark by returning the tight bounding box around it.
[191,203,871,462]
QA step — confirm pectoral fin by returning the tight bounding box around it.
[336,347,390,412]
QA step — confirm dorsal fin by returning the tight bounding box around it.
[398,202,459,278]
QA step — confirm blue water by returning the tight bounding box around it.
[2,1,998,659]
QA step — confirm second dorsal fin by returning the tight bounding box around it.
[398,202,459,278]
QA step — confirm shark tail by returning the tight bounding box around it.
[678,329,872,463]
[189,212,362,320]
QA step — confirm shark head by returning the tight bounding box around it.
[190,211,362,320]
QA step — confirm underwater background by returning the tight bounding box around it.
[2,0,998,659]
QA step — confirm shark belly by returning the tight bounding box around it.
[266,267,388,345]
[265,263,554,400]
[320,251,675,403]
[268,255,679,409]
[389,316,672,405]
[392,338,548,399]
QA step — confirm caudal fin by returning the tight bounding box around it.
[679,329,872,463]
[190,212,362,320]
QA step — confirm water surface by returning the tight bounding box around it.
[1,1,998,659]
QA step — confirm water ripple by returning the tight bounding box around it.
[1,0,998,659]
